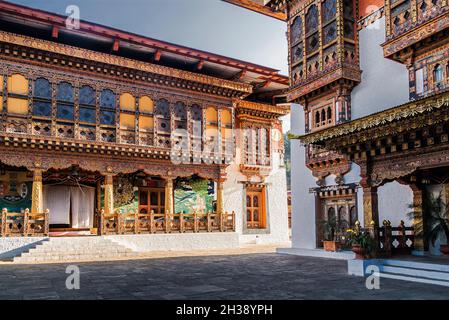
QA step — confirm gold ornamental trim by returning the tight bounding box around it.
[293,91,449,144]
[0,31,253,94]
[235,100,290,116]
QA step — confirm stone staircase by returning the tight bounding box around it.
[378,259,449,287]
[12,236,141,264]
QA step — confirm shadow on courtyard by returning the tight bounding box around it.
[0,253,448,300]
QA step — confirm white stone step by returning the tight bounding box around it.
[381,259,449,273]
[379,265,449,282]
[380,272,449,287]
[12,236,141,264]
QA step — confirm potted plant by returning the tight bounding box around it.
[320,216,348,252]
[345,228,374,259]
[408,191,449,255]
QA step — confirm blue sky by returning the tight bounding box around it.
[9,0,288,74]
[8,0,291,131]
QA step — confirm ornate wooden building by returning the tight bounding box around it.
[0,1,290,245]
[227,0,449,255]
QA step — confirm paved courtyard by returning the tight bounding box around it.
[0,253,448,300]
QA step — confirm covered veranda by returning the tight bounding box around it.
[297,90,449,257]
[0,142,234,237]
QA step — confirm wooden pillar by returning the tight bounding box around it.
[164,177,174,214]
[217,178,225,231]
[410,184,426,253]
[362,186,380,253]
[216,179,225,215]
[362,186,379,229]
[31,169,43,214]
[96,180,102,211]
[104,174,114,215]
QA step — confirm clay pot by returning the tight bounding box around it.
[440,244,449,255]
[352,244,366,260]
[323,240,340,252]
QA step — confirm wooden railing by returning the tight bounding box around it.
[378,220,415,257]
[99,209,236,235]
[1,208,49,237]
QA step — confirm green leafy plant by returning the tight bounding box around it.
[407,191,449,247]
[345,229,374,250]
[320,216,348,241]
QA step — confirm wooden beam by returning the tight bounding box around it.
[51,25,59,39]
[196,59,205,70]
[112,39,120,52]
[154,50,162,61]
[230,69,247,81]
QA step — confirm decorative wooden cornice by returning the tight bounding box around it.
[294,90,449,145]
[357,6,384,31]
[0,31,253,96]
[287,66,361,102]
[0,133,228,180]
[239,164,272,179]
[235,100,290,116]
[383,9,449,60]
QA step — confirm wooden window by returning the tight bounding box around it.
[139,96,154,135]
[205,106,218,138]
[56,82,74,120]
[79,85,96,124]
[246,187,266,229]
[349,206,358,227]
[119,93,135,111]
[119,93,136,132]
[139,96,154,113]
[7,74,29,115]
[434,64,443,85]
[33,78,52,117]
[0,75,3,111]
[191,104,203,154]
[138,188,165,214]
[99,89,116,125]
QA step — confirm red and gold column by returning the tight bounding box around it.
[164,177,174,214]
[31,169,43,214]
[104,174,114,215]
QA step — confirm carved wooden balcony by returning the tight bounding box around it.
[383,0,449,61]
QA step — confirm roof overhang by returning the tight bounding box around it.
[293,90,449,146]
[222,0,287,21]
[0,0,289,95]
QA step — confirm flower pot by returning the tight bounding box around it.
[323,240,340,252]
[352,244,366,260]
[440,244,449,255]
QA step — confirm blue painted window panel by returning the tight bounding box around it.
[191,105,202,121]
[57,82,74,102]
[57,104,74,120]
[324,22,337,45]
[80,86,96,105]
[100,110,115,125]
[100,89,116,109]
[305,5,319,33]
[34,78,52,99]
[174,101,187,119]
[291,16,302,44]
[323,0,337,23]
[33,101,52,117]
[155,99,170,118]
[80,107,96,123]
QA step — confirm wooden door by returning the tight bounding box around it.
[246,189,265,229]
[138,188,165,214]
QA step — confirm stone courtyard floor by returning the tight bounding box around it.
[0,253,448,300]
